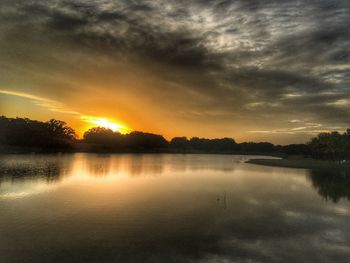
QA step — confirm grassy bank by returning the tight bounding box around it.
[246,158,350,170]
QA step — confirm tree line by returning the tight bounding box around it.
[0,116,76,151]
[0,116,349,160]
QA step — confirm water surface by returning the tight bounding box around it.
[1,154,350,263]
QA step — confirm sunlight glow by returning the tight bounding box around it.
[81,116,131,134]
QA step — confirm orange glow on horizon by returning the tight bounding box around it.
[80,115,132,135]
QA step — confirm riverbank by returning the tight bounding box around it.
[0,144,283,156]
[247,158,350,170]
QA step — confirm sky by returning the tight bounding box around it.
[0,0,349,144]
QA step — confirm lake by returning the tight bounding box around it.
[1,153,350,263]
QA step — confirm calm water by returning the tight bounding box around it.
[1,154,350,263]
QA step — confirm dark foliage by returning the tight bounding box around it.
[170,137,189,151]
[1,115,349,160]
[84,127,121,145]
[80,127,350,158]
[169,137,237,153]
[307,130,350,161]
[277,144,311,156]
[83,128,168,152]
[238,142,275,153]
[126,131,168,150]
[0,116,76,151]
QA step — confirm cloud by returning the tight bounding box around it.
[0,0,349,143]
[0,89,79,115]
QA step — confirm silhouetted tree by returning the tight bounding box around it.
[345,129,350,160]
[170,137,189,151]
[308,131,347,161]
[84,127,122,145]
[82,128,168,151]
[280,144,310,156]
[46,119,77,147]
[169,137,237,153]
[2,115,350,159]
[125,131,168,150]
[238,142,275,153]
[0,116,76,150]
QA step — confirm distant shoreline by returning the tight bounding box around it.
[0,146,282,157]
[2,116,350,163]
[246,158,350,170]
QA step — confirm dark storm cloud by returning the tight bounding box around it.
[1,0,349,141]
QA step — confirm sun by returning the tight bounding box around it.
[81,115,131,134]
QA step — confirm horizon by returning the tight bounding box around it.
[2,115,349,148]
[1,1,350,144]
[0,114,289,145]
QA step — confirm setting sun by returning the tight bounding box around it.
[81,116,131,134]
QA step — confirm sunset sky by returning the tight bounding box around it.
[1,0,349,144]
